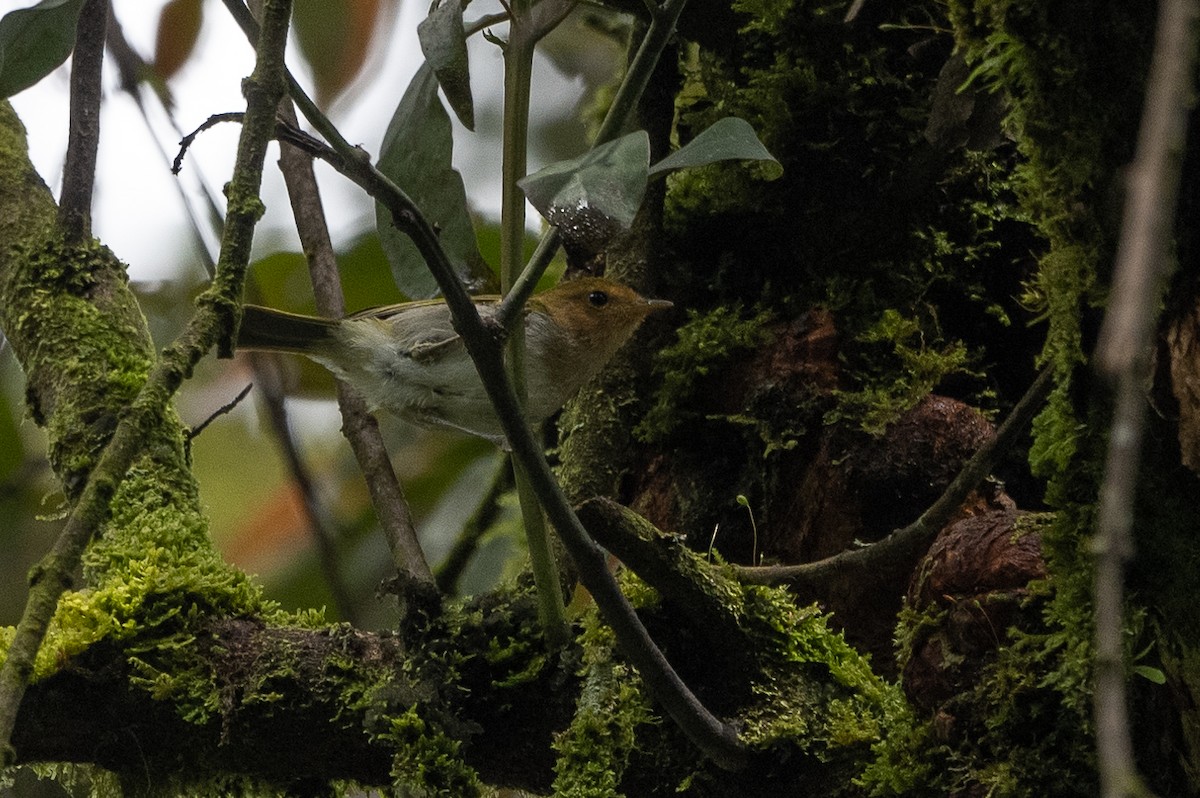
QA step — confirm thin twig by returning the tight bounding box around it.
[219,0,745,769]
[735,366,1054,591]
[188,382,253,441]
[273,97,436,597]
[435,457,511,593]
[1092,1,1198,796]
[0,0,295,766]
[57,0,107,243]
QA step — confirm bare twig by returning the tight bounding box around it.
[188,382,253,441]
[1093,2,1199,796]
[735,366,1053,591]
[435,458,511,594]
[57,0,107,243]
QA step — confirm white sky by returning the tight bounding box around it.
[4,0,585,283]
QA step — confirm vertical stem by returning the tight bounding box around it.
[1093,0,1198,795]
[501,29,568,643]
[58,0,107,243]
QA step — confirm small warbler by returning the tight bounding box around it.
[237,277,672,443]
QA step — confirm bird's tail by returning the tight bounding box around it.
[237,305,338,355]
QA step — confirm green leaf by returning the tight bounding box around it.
[648,116,781,178]
[1132,665,1166,685]
[375,60,489,299]
[417,0,474,131]
[518,130,650,229]
[0,0,86,99]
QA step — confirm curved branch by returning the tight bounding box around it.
[219,0,745,768]
[735,366,1053,592]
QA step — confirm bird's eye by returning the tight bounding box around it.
[587,290,609,307]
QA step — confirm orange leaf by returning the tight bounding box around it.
[153,0,204,81]
[292,0,386,106]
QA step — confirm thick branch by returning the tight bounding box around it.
[9,617,572,793]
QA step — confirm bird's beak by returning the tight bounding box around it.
[645,299,674,311]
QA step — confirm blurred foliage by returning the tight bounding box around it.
[152,0,204,81]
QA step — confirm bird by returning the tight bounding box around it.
[236,277,673,444]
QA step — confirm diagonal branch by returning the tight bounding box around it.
[218,0,746,768]
[734,365,1053,592]
[273,97,437,602]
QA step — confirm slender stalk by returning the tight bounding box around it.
[498,0,689,326]
[1093,1,1198,795]
[501,20,568,644]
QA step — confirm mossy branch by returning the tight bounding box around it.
[0,0,294,766]
[735,365,1053,591]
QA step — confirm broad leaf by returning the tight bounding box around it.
[153,0,204,81]
[0,0,86,99]
[648,116,781,178]
[518,130,651,230]
[292,0,383,106]
[418,0,474,131]
[375,61,487,299]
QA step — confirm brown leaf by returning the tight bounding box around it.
[153,0,204,81]
[292,0,386,106]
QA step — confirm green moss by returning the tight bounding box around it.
[385,705,482,797]
[552,615,651,797]
[555,540,902,794]
[863,579,1097,795]
[636,304,775,442]
[827,309,974,435]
